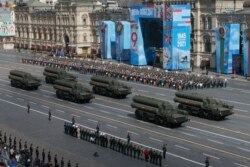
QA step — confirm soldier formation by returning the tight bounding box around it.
[22,56,227,90]
[64,122,164,166]
[0,130,78,167]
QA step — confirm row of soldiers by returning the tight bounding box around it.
[64,122,164,166]
[0,130,77,167]
[21,56,227,90]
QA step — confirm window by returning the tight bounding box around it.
[207,17,212,30]
[203,35,211,53]
[201,16,206,30]
[83,34,87,41]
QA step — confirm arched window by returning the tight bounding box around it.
[203,35,211,53]
[207,16,212,30]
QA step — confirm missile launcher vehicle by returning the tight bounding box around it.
[174,91,234,120]
[90,75,131,98]
[53,80,94,103]
[43,67,76,84]
[9,70,41,90]
[131,95,189,127]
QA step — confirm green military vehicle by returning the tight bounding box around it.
[43,67,76,84]
[9,70,41,90]
[174,91,234,120]
[131,95,189,127]
[53,79,94,103]
[89,75,131,98]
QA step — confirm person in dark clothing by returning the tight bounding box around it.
[29,144,33,157]
[205,157,210,167]
[48,109,52,121]
[72,116,75,125]
[19,139,22,151]
[42,149,45,162]
[54,154,58,165]
[67,160,71,167]
[35,146,39,158]
[162,144,167,159]
[96,124,100,136]
[48,151,51,163]
[27,102,30,113]
[127,133,131,144]
[61,157,64,167]
[4,132,7,144]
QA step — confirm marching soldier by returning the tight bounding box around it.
[67,160,71,167]
[24,141,27,150]
[96,123,100,136]
[9,134,12,147]
[13,137,17,150]
[72,116,75,125]
[4,132,7,144]
[54,154,58,166]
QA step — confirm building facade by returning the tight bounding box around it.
[191,0,244,68]
[0,8,15,49]
[15,0,102,56]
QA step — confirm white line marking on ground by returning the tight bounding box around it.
[84,106,94,109]
[234,163,249,167]
[93,103,133,113]
[56,109,65,113]
[234,108,248,113]
[72,114,80,118]
[98,109,110,114]
[0,83,5,86]
[117,114,128,119]
[31,92,38,94]
[175,145,190,151]
[5,94,12,97]
[155,93,166,96]
[16,98,24,101]
[88,119,98,123]
[42,105,49,108]
[107,124,118,129]
[138,120,150,125]
[40,89,54,94]
[158,126,174,132]
[30,102,37,105]
[127,131,139,136]
[137,89,149,93]
[240,90,250,94]
[42,95,50,98]
[203,153,220,160]
[220,99,250,106]
[207,139,224,145]
[180,132,197,137]
[0,98,204,166]
[57,99,64,102]
[69,102,77,105]
[19,89,25,91]
[149,137,163,143]
[187,126,250,144]
[237,147,250,153]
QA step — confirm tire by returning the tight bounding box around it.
[154,116,161,125]
[10,81,14,87]
[135,110,141,120]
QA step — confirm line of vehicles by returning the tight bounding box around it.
[8,67,234,128]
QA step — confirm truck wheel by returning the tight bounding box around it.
[142,113,148,121]
[154,116,161,125]
[86,99,90,103]
[45,77,49,83]
[34,86,38,90]
[11,81,14,87]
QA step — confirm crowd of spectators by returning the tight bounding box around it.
[21,56,227,90]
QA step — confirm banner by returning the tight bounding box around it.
[99,21,116,59]
[116,21,131,61]
[243,28,250,76]
[216,24,240,74]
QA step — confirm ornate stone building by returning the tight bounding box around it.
[15,0,102,56]
[191,0,244,67]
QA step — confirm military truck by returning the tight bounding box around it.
[131,95,189,127]
[89,75,131,98]
[9,70,41,90]
[43,67,76,84]
[53,79,94,103]
[174,91,234,120]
